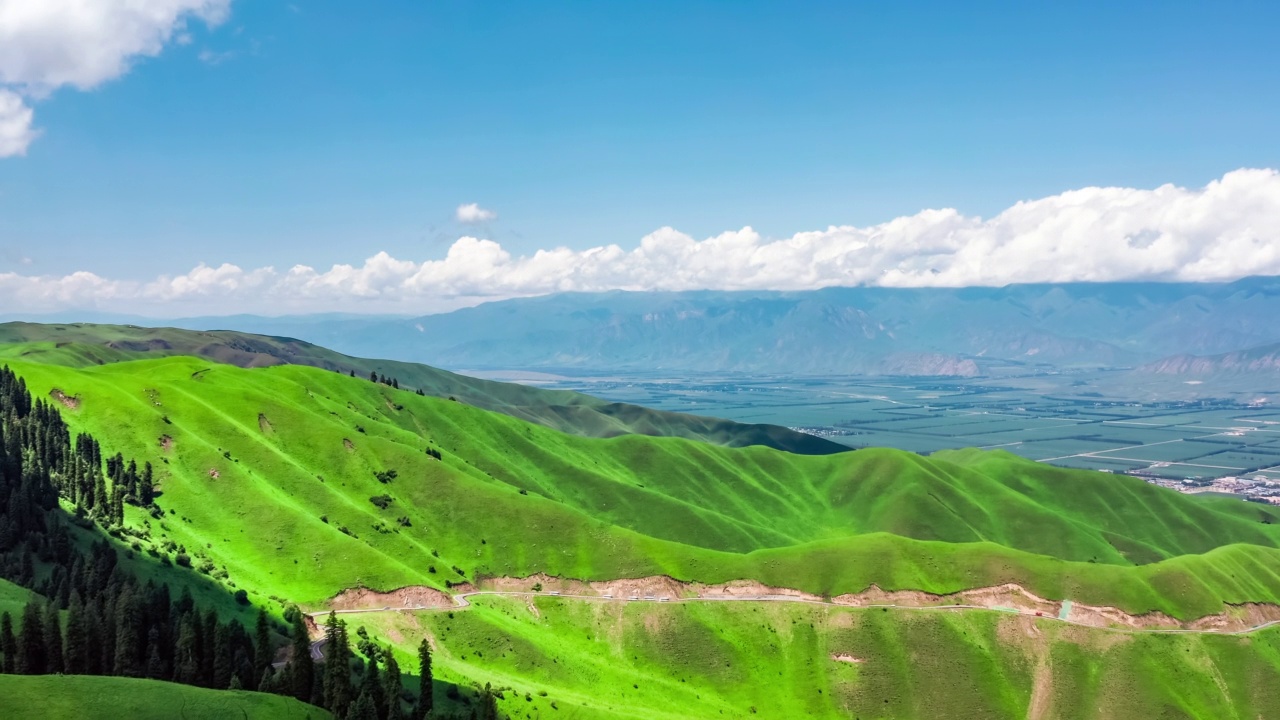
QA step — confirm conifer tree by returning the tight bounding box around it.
[413,637,433,720]
[288,609,315,703]
[64,592,89,674]
[42,602,63,674]
[322,613,354,716]
[254,609,272,685]
[361,650,386,719]
[383,645,405,720]
[213,621,233,690]
[17,599,45,674]
[0,611,16,673]
[347,688,378,720]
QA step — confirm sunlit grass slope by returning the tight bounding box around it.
[0,675,331,719]
[0,322,846,454]
[5,355,1280,618]
[359,596,1280,720]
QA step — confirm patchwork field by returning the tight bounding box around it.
[539,372,1280,486]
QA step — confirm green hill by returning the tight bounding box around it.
[0,675,331,719]
[5,329,1280,720]
[0,322,846,455]
[4,353,1279,619]
[356,595,1280,720]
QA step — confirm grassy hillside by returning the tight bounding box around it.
[0,675,331,719]
[356,596,1280,720]
[4,355,1280,619]
[0,322,846,455]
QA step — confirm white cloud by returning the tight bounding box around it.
[455,202,497,223]
[0,88,37,155]
[0,0,230,156]
[3,169,1280,315]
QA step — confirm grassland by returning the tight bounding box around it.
[0,322,846,455]
[0,577,37,621]
[354,596,1280,720]
[0,675,331,719]
[3,354,1279,621]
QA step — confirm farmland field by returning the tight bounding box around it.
[520,370,1280,490]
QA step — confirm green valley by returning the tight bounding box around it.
[3,328,1280,719]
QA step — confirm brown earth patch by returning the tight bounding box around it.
[258,413,274,434]
[207,468,220,479]
[326,585,453,612]
[830,653,863,663]
[159,435,173,452]
[343,438,355,452]
[49,388,80,410]
[320,574,1280,634]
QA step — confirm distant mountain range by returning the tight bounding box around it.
[155,276,1280,376]
[1137,342,1280,377]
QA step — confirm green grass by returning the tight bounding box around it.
[0,675,330,719]
[0,322,846,455]
[3,355,1279,619]
[355,596,1280,720]
[0,578,36,621]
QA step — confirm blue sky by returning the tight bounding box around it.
[1,1,1279,314]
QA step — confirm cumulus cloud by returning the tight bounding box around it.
[0,0,230,156]
[0,88,36,155]
[455,203,497,223]
[3,169,1280,315]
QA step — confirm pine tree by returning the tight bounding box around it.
[414,638,433,720]
[346,687,378,720]
[17,599,45,674]
[213,621,233,690]
[254,609,272,686]
[0,611,16,673]
[288,609,315,703]
[383,645,405,720]
[138,461,154,506]
[322,613,353,717]
[361,651,385,719]
[42,602,63,674]
[65,593,91,674]
[477,683,499,720]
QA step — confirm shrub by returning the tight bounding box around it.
[174,553,191,568]
[369,494,393,509]
[234,589,249,605]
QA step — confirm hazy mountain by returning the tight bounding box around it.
[1138,342,1280,377]
[164,277,1280,375]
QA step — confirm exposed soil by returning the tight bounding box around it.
[830,654,863,664]
[343,438,356,452]
[48,388,80,410]
[447,575,1280,632]
[258,413,274,434]
[326,585,454,612]
[159,435,173,452]
[208,468,220,479]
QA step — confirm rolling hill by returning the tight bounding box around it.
[4,349,1279,620]
[6,328,1280,719]
[0,321,845,455]
[360,594,1280,720]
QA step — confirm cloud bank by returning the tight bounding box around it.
[0,0,230,156]
[4,169,1280,316]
